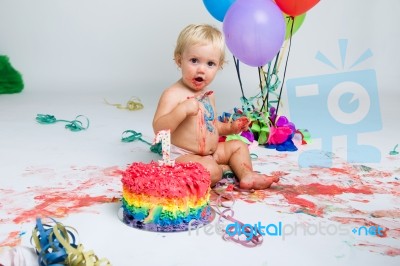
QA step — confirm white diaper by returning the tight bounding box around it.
[170,144,194,160]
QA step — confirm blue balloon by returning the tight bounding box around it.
[203,0,236,22]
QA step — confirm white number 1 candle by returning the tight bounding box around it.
[154,129,175,167]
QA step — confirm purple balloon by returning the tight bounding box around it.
[223,0,285,67]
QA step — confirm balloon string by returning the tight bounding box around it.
[275,16,295,122]
[257,67,264,109]
[233,56,245,99]
[277,16,294,70]
[259,66,269,113]
[259,59,277,115]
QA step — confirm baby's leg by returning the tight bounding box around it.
[176,154,222,186]
[213,140,279,190]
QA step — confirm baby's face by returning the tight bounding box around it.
[178,43,221,92]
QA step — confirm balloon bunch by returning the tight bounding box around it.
[203,0,319,146]
[203,0,318,66]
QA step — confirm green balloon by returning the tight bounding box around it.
[285,13,306,40]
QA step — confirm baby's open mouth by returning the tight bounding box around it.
[195,77,204,82]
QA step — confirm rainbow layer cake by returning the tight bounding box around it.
[121,161,213,232]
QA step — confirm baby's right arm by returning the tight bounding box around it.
[153,92,199,134]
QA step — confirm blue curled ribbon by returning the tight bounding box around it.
[31,217,111,266]
[31,218,75,266]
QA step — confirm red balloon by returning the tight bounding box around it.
[275,0,320,16]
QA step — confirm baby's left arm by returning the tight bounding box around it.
[217,117,250,136]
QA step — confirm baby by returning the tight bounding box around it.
[152,24,279,190]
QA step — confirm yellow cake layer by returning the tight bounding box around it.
[122,189,210,212]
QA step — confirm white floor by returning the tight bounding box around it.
[0,89,399,266]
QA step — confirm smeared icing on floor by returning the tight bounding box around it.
[1,151,399,259]
[212,152,400,257]
[0,165,122,247]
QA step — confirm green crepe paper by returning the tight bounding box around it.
[226,134,251,145]
[0,55,24,94]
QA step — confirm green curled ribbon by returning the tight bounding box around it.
[36,114,89,132]
[121,130,151,145]
[389,144,399,155]
[250,153,258,160]
[121,130,162,156]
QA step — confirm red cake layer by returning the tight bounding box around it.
[122,161,211,198]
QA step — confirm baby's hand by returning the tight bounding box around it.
[231,117,250,134]
[182,98,200,116]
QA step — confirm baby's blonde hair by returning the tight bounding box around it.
[174,24,226,67]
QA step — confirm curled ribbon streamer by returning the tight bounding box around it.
[121,130,162,156]
[121,130,151,145]
[65,115,90,131]
[210,190,263,248]
[36,114,89,132]
[31,218,69,265]
[250,153,258,160]
[32,218,111,266]
[389,144,399,155]
[104,97,144,111]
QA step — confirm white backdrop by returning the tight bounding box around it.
[1,1,399,105]
[1,2,400,265]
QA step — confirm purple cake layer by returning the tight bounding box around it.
[122,205,215,232]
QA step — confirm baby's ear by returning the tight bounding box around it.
[175,55,182,67]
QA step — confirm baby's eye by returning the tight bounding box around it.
[207,61,216,67]
[190,58,199,64]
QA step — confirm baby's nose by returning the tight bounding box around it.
[197,64,207,72]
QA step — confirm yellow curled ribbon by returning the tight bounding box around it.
[32,218,111,266]
[104,96,143,111]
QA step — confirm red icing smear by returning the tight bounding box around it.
[6,166,122,224]
[356,241,400,256]
[202,90,213,97]
[122,161,211,198]
[13,193,119,224]
[197,108,207,154]
[275,183,373,217]
[235,117,249,129]
[329,165,392,179]
[0,231,22,247]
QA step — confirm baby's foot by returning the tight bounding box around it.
[240,173,279,190]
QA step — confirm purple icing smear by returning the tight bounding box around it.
[122,206,215,232]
